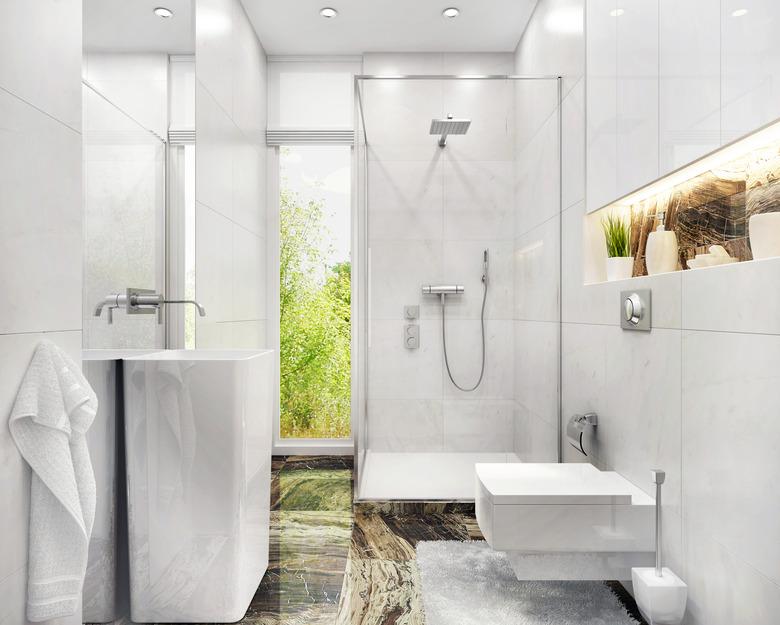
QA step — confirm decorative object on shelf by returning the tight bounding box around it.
[749,211,780,259]
[602,213,634,281]
[645,211,679,275]
[686,245,738,269]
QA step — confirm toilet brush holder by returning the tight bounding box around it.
[631,470,687,625]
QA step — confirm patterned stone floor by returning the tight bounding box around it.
[160,455,646,625]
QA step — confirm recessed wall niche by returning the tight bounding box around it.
[585,117,780,283]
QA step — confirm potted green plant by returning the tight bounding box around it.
[601,213,633,281]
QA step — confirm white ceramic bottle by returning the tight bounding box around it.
[645,212,678,275]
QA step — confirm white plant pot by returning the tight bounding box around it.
[605,256,634,281]
[749,212,780,259]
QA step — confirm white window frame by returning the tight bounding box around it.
[267,56,361,456]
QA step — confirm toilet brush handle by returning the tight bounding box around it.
[651,470,666,577]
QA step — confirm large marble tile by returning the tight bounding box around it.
[441,319,514,400]
[443,240,513,320]
[561,78,586,211]
[682,330,780,587]
[442,399,514,452]
[0,89,82,335]
[682,258,780,334]
[684,520,780,625]
[514,214,560,323]
[196,0,234,117]
[195,202,233,323]
[336,557,424,625]
[368,321,443,400]
[442,160,514,241]
[512,405,559,463]
[514,320,559,429]
[231,3,265,144]
[601,327,683,514]
[366,399,443,452]
[195,82,234,220]
[232,224,264,321]
[0,0,81,130]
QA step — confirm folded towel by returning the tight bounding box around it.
[8,340,98,622]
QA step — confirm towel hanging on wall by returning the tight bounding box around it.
[8,340,98,622]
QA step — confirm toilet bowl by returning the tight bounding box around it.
[475,463,655,580]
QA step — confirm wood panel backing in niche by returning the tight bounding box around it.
[624,144,780,277]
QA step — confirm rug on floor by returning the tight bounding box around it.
[416,541,641,625]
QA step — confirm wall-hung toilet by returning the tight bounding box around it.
[475,463,655,580]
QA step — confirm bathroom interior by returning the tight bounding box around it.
[2,0,779,624]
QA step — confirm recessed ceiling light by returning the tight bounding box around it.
[442,7,460,18]
[153,6,173,18]
[320,7,338,18]
[609,8,625,17]
[731,8,748,17]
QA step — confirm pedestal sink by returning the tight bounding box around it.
[122,349,273,623]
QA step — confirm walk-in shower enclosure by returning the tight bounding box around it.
[354,74,562,500]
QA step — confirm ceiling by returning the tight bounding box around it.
[241,0,538,55]
[83,0,194,54]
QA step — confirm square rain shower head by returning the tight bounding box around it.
[429,118,471,135]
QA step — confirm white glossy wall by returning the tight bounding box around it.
[362,53,519,454]
[517,0,780,623]
[0,1,83,623]
[195,0,268,348]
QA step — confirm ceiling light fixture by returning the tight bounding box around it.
[731,8,748,17]
[609,8,625,16]
[153,6,174,18]
[442,7,460,18]
[320,7,338,18]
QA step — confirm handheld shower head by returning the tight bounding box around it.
[482,249,489,282]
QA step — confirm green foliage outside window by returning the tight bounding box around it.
[279,186,351,438]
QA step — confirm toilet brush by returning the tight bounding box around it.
[631,469,688,625]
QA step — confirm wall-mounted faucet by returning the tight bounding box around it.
[94,288,206,324]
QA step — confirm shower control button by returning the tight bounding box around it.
[404,324,419,349]
[404,305,419,320]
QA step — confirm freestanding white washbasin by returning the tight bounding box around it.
[82,349,158,623]
[476,463,655,580]
[123,349,273,623]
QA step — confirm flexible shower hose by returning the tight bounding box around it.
[441,275,487,392]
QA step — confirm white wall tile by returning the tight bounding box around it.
[368,320,443,400]
[196,203,233,323]
[196,0,234,117]
[442,399,514,451]
[515,320,559,429]
[443,240,513,320]
[0,0,81,130]
[367,399,443,452]
[513,405,559,462]
[682,258,780,334]
[0,90,82,335]
[561,78,586,210]
[442,319,514,400]
[232,226,264,321]
[232,141,265,236]
[682,330,780,587]
[514,215,560,323]
[196,83,234,219]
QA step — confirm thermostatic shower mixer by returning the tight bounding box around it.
[421,284,464,295]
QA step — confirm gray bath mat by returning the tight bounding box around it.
[416,541,640,625]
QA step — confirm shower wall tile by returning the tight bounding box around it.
[514,320,559,429]
[0,0,81,130]
[514,110,560,236]
[367,399,443,452]
[442,400,514,452]
[196,202,233,322]
[196,82,235,220]
[561,78,586,210]
[196,0,234,116]
[443,160,514,240]
[512,405,558,463]
[370,239,443,320]
[682,330,780,587]
[443,240,513,320]
[514,215,560,323]
[368,320,443,400]
[441,319,514,400]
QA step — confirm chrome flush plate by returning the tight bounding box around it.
[620,289,651,331]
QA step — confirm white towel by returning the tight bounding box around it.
[8,340,98,622]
